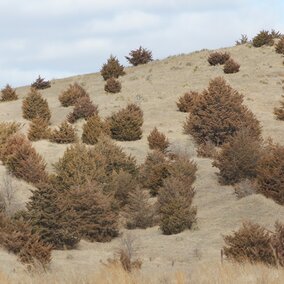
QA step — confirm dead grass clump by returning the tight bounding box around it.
[139,150,171,196]
[100,55,125,81]
[158,177,196,235]
[22,88,51,122]
[59,83,88,107]
[104,78,122,93]
[275,38,284,54]
[28,117,50,141]
[147,127,169,153]
[256,142,284,205]
[123,187,155,229]
[252,30,274,47]
[212,129,262,185]
[1,84,18,101]
[82,115,110,145]
[234,179,257,199]
[176,91,199,112]
[208,52,230,66]
[223,221,284,266]
[274,95,284,120]
[27,182,80,249]
[196,140,217,158]
[184,77,261,146]
[1,134,48,185]
[108,104,143,141]
[31,76,51,90]
[223,58,240,74]
[67,96,98,123]
[65,184,119,242]
[49,121,77,144]
[125,46,153,66]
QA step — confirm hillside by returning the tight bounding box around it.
[0,43,284,281]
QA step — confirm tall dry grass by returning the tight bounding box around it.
[1,261,284,283]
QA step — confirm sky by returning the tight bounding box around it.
[0,0,283,87]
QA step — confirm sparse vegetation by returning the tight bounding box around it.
[125,46,153,66]
[104,78,122,93]
[147,127,169,153]
[100,55,125,80]
[1,84,18,102]
[235,34,249,45]
[223,58,240,74]
[176,91,199,112]
[22,88,51,122]
[59,83,88,107]
[31,76,51,90]
[108,104,143,141]
[49,121,77,143]
[274,95,284,120]
[208,52,230,65]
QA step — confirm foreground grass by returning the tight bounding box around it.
[1,262,284,283]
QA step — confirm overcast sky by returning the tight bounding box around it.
[0,0,283,87]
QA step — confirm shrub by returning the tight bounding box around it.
[31,76,51,90]
[104,78,121,93]
[108,104,143,141]
[158,177,196,235]
[139,150,171,196]
[0,213,52,267]
[223,58,240,74]
[271,222,284,267]
[100,55,125,81]
[184,77,261,146]
[275,38,284,54]
[212,129,262,185]
[67,96,98,123]
[22,88,51,122]
[234,179,257,199]
[208,52,230,66]
[59,83,88,107]
[1,84,18,101]
[28,117,50,141]
[147,127,169,153]
[196,140,217,158]
[1,134,48,184]
[176,91,199,112]
[65,184,119,242]
[235,34,249,45]
[125,46,153,66]
[123,187,155,229]
[49,121,77,144]
[256,142,284,205]
[274,95,284,120]
[252,30,274,47]
[82,115,110,145]
[223,221,276,266]
[27,182,80,249]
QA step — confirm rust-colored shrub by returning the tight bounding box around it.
[271,222,284,267]
[184,77,261,146]
[158,177,196,235]
[27,182,80,249]
[223,221,276,265]
[108,104,143,141]
[31,76,51,90]
[147,127,169,153]
[212,129,262,185]
[59,83,88,107]
[22,88,51,122]
[125,46,153,66]
[139,150,171,196]
[256,142,284,205]
[275,38,284,54]
[176,91,199,112]
[252,30,274,47]
[49,121,77,144]
[1,134,48,184]
[223,58,240,74]
[104,78,121,93]
[124,187,155,229]
[274,95,284,120]
[196,140,217,158]
[28,117,50,141]
[65,184,119,242]
[67,96,98,123]
[82,115,110,145]
[100,55,125,81]
[1,84,18,101]
[208,52,230,66]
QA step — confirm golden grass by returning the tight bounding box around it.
[1,261,284,284]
